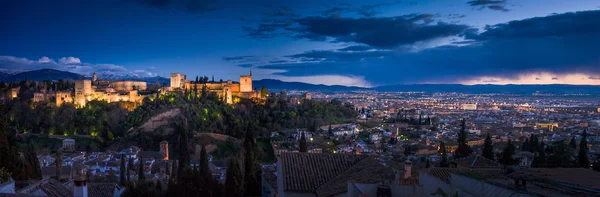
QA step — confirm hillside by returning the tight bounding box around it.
[254,79,368,92]
[2,69,86,82]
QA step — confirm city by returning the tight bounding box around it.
[2,0,600,197]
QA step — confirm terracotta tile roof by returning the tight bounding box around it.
[280,153,366,192]
[523,168,600,190]
[280,153,394,196]
[137,151,165,160]
[452,155,502,169]
[263,173,278,191]
[87,183,117,197]
[314,157,395,197]
[426,168,504,183]
[39,181,73,197]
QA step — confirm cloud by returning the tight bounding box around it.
[38,56,55,63]
[321,2,399,17]
[247,10,600,85]
[58,56,81,64]
[222,55,256,61]
[126,0,217,13]
[246,13,473,49]
[460,73,600,85]
[237,64,254,68]
[467,0,510,12]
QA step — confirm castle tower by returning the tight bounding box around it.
[91,72,97,82]
[170,73,186,89]
[75,80,92,107]
[239,71,252,92]
[160,141,169,160]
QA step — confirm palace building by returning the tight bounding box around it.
[170,71,262,104]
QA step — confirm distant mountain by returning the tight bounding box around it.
[96,72,170,85]
[254,79,368,92]
[375,84,600,94]
[0,69,86,82]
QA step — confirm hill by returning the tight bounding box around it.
[254,79,368,92]
[2,69,86,82]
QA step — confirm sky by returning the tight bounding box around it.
[1,0,600,87]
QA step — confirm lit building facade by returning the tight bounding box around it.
[173,71,262,104]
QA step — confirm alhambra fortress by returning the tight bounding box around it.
[11,72,262,107]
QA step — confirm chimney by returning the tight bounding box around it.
[73,176,88,197]
[404,160,412,179]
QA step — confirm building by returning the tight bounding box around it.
[71,78,150,107]
[9,87,19,99]
[461,103,477,110]
[170,73,186,89]
[276,153,395,197]
[63,138,76,152]
[159,141,169,161]
[173,71,262,104]
[535,122,558,131]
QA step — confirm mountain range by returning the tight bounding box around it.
[1,69,600,94]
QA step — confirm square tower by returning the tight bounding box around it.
[240,71,252,92]
[75,79,92,107]
[170,73,186,89]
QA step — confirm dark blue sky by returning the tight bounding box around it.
[1,0,599,87]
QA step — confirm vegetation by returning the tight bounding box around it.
[454,119,472,158]
[482,134,494,161]
[439,141,449,167]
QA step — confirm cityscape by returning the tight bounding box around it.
[2,0,600,197]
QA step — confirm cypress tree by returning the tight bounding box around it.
[569,137,577,150]
[55,150,63,180]
[120,154,126,186]
[171,160,178,181]
[261,86,268,98]
[243,123,260,196]
[225,157,243,197]
[501,140,517,166]
[328,125,333,137]
[521,138,530,151]
[26,143,42,179]
[127,157,134,182]
[454,119,472,158]
[178,119,190,179]
[578,130,590,168]
[439,141,449,167]
[299,132,308,152]
[138,157,145,181]
[482,134,494,160]
[199,145,211,179]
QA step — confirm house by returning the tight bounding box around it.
[276,153,395,197]
[42,166,73,181]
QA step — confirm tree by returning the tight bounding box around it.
[127,157,134,182]
[569,137,577,150]
[243,123,260,196]
[199,145,211,179]
[521,138,530,152]
[578,130,590,168]
[547,140,574,168]
[532,141,546,168]
[299,132,308,152]
[138,157,145,181]
[439,141,449,167]
[328,125,333,137]
[25,143,42,179]
[170,160,178,181]
[260,86,268,98]
[178,118,190,180]
[454,119,472,158]
[55,150,63,180]
[120,154,126,186]
[225,157,243,197]
[501,140,517,166]
[482,134,494,161]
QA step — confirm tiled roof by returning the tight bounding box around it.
[41,166,72,177]
[426,168,504,183]
[263,173,278,191]
[280,153,366,192]
[280,153,394,196]
[137,151,165,160]
[39,181,73,197]
[314,157,395,197]
[452,155,502,168]
[88,183,117,197]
